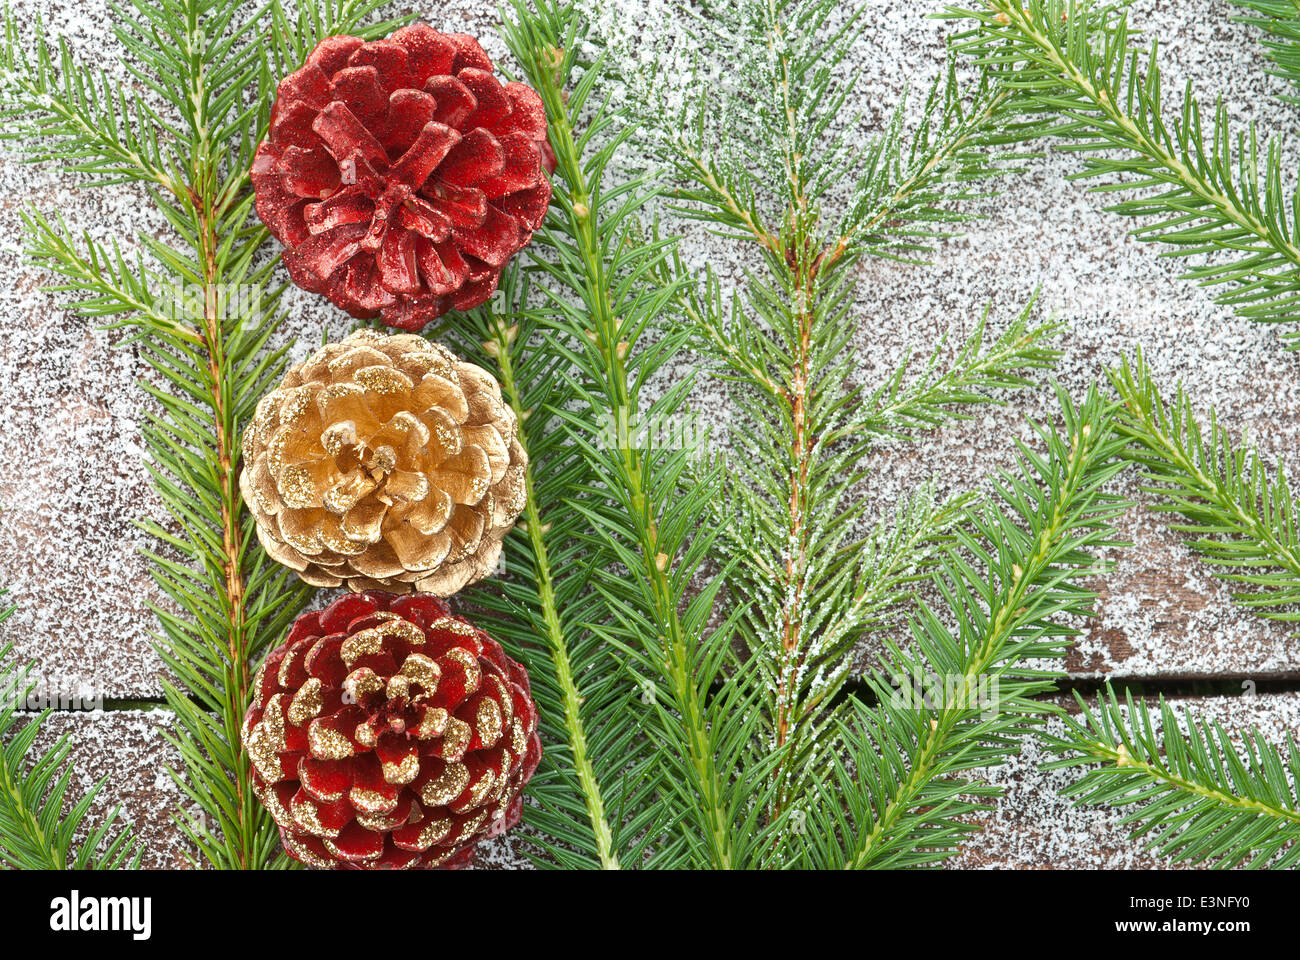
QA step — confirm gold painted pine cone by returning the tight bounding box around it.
[240,328,526,595]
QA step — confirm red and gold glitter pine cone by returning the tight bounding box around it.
[252,23,554,331]
[242,591,542,869]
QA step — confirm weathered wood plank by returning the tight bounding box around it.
[22,709,192,869]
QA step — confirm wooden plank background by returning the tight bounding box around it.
[1,0,1297,868]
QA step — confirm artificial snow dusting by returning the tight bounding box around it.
[0,0,1296,868]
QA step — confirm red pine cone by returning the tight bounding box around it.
[242,591,541,869]
[252,24,554,331]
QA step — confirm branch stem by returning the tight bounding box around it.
[483,316,621,869]
[1076,737,1300,826]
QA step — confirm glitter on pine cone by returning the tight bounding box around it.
[243,591,542,869]
[252,24,554,331]
[240,328,527,596]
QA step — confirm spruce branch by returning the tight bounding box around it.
[946,0,1300,342]
[0,601,140,870]
[0,11,180,191]
[1109,352,1300,623]
[21,209,198,340]
[658,0,1060,832]
[1230,1,1300,104]
[860,299,1061,441]
[497,0,747,868]
[663,1,1035,268]
[1044,685,1300,868]
[822,384,1128,869]
[840,60,1031,262]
